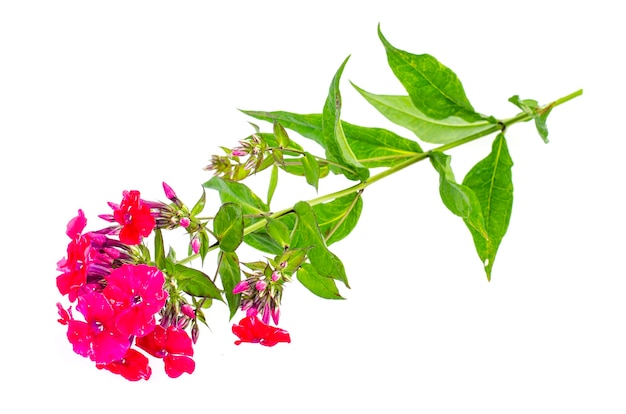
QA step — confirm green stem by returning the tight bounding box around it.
[182,89,583,262]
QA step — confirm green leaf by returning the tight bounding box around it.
[378,25,483,123]
[213,202,244,252]
[190,188,206,216]
[242,110,422,168]
[430,151,488,240]
[265,217,291,250]
[296,263,344,299]
[173,263,223,300]
[315,193,363,246]
[508,95,551,143]
[276,247,310,275]
[204,176,269,215]
[292,201,350,287]
[218,251,241,320]
[273,121,291,148]
[198,228,210,263]
[352,84,492,144]
[243,231,284,255]
[301,152,320,190]
[462,134,514,281]
[322,56,369,181]
[154,228,165,270]
[267,164,278,207]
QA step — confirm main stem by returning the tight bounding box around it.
[242,89,582,235]
[178,88,582,264]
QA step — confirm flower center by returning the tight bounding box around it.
[132,294,143,305]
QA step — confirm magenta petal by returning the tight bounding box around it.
[93,331,131,364]
[115,306,156,337]
[66,209,87,239]
[66,320,93,358]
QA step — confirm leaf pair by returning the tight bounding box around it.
[430,134,514,280]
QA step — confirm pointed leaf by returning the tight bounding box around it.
[218,251,241,320]
[265,217,291,250]
[213,202,244,253]
[315,193,363,245]
[378,25,483,122]
[301,152,321,190]
[242,110,422,168]
[273,121,291,148]
[204,176,268,215]
[190,188,206,216]
[462,134,514,281]
[267,164,279,207]
[323,56,369,181]
[276,247,310,275]
[296,263,344,299]
[430,151,488,240]
[292,201,349,287]
[352,84,491,144]
[173,264,223,300]
[509,95,551,143]
[154,228,165,271]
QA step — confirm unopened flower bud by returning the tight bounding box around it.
[280,261,288,269]
[179,217,190,228]
[162,182,177,200]
[271,307,280,325]
[233,280,249,294]
[271,271,280,282]
[191,237,201,254]
[231,149,247,157]
[191,322,200,344]
[255,280,267,291]
[181,304,195,319]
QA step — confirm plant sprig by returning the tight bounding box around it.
[55,24,581,381]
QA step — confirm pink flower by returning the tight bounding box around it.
[136,325,195,378]
[103,264,168,337]
[97,348,152,381]
[57,293,131,364]
[112,190,155,245]
[232,315,291,347]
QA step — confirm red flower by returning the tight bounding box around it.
[136,325,195,378]
[57,292,131,364]
[112,190,155,245]
[97,348,152,381]
[232,315,291,347]
[103,264,168,337]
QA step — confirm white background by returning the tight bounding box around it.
[1,1,624,412]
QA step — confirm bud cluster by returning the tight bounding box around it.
[204,134,268,180]
[233,261,289,326]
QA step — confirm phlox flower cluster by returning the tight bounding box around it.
[56,182,291,381]
[56,186,196,380]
